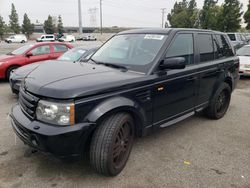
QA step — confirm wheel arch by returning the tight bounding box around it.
[5,64,21,78]
[85,96,146,137]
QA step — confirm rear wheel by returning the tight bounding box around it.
[205,83,231,119]
[21,40,25,43]
[6,66,19,80]
[90,113,134,176]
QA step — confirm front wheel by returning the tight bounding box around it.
[90,113,134,176]
[205,83,231,119]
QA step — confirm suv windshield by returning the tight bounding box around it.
[236,46,250,56]
[91,34,168,72]
[9,44,34,55]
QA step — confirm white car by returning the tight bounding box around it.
[236,45,250,76]
[36,34,55,42]
[58,35,76,42]
[5,34,27,43]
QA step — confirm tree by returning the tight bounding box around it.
[44,15,55,34]
[244,0,250,30]
[9,3,20,33]
[57,15,64,34]
[22,13,34,38]
[221,0,243,32]
[200,0,223,30]
[167,0,199,28]
[0,15,6,39]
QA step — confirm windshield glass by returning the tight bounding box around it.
[58,48,86,61]
[10,44,34,55]
[91,34,168,72]
[236,46,250,56]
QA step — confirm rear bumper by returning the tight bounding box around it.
[11,104,95,158]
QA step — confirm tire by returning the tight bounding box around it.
[205,83,231,119]
[21,40,25,43]
[6,66,19,80]
[90,113,135,176]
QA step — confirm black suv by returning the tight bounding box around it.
[11,29,239,176]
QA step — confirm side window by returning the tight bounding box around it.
[197,34,214,63]
[53,44,68,53]
[166,33,194,65]
[31,45,51,55]
[214,34,234,59]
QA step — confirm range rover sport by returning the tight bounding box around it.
[11,29,239,176]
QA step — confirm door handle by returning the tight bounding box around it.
[186,76,197,81]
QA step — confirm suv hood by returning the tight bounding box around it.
[24,61,144,99]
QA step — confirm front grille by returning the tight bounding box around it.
[19,88,39,119]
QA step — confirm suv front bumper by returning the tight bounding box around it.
[11,104,95,159]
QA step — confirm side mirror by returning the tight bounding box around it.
[26,52,33,57]
[159,57,186,70]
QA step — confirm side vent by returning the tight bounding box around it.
[135,90,151,103]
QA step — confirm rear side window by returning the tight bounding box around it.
[214,34,234,59]
[46,36,54,39]
[166,33,194,65]
[54,44,68,53]
[31,45,51,55]
[227,34,236,41]
[197,34,214,63]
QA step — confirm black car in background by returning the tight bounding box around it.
[9,47,98,94]
[11,29,239,176]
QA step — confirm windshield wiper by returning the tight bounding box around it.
[90,58,127,70]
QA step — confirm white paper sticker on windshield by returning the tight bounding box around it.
[144,34,164,40]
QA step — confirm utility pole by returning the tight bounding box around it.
[100,0,103,35]
[161,8,166,28]
[78,0,83,34]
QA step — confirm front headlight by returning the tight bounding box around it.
[36,100,75,126]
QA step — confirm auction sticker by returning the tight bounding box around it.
[144,34,164,40]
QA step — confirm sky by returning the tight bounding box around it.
[0,0,248,28]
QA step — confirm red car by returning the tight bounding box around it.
[0,42,73,79]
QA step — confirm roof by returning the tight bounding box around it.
[118,28,225,35]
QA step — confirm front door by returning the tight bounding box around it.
[26,44,52,64]
[153,33,198,127]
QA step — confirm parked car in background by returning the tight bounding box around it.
[227,33,248,50]
[11,28,239,176]
[236,45,250,76]
[77,35,97,41]
[9,47,98,93]
[36,34,55,42]
[58,35,76,42]
[0,42,73,80]
[5,34,27,43]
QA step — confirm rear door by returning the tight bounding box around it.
[25,44,52,64]
[153,32,199,127]
[52,44,69,59]
[195,33,223,108]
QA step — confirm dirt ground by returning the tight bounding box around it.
[0,42,250,188]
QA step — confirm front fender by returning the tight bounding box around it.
[85,96,146,126]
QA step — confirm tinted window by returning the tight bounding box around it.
[227,34,236,41]
[31,45,50,55]
[54,44,68,53]
[214,34,234,58]
[46,36,54,39]
[166,34,194,65]
[197,34,214,63]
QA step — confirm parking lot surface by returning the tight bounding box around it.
[0,42,250,188]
